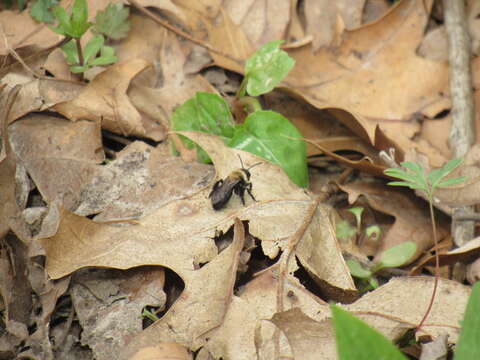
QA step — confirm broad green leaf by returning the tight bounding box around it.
[83,35,104,64]
[374,241,417,271]
[331,305,408,360]
[89,45,117,66]
[346,259,372,279]
[93,3,130,40]
[50,6,72,35]
[61,39,78,65]
[437,176,466,188]
[228,110,308,187]
[70,0,90,37]
[171,92,235,163]
[336,220,357,240]
[244,40,295,96]
[30,0,58,23]
[454,282,480,360]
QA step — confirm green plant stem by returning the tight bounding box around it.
[75,38,84,66]
[416,193,439,332]
[237,78,247,98]
[237,96,262,114]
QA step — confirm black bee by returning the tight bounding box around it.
[209,156,261,210]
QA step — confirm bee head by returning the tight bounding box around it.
[237,154,262,175]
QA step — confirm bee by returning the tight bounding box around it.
[209,155,262,210]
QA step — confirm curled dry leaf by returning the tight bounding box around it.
[8,114,104,210]
[268,277,470,360]
[54,59,158,139]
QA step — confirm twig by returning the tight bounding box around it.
[443,0,476,247]
[127,0,242,64]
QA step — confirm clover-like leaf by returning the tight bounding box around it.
[93,3,130,40]
[30,0,59,23]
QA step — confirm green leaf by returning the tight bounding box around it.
[374,241,417,271]
[437,176,466,188]
[83,35,104,64]
[228,110,308,187]
[336,220,357,240]
[89,45,117,66]
[387,181,425,190]
[61,39,78,64]
[365,225,381,241]
[400,161,424,175]
[346,259,372,279]
[50,6,72,35]
[454,282,480,360]
[171,92,236,163]
[428,158,464,188]
[347,207,364,229]
[70,0,90,37]
[30,0,59,23]
[93,2,130,40]
[51,0,90,38]
[384,168,421,184]
[331,305,408,360]
[70,64,89,73]
[244,40,295,96]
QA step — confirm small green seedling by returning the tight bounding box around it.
[172,41,308,187]
[46,0,130,74]
[336,206,416,291]
[384,158,466,330]
[347,242,417,292]
[30,0,59,23]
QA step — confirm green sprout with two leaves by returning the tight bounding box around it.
[172,41,308,188]
[337,207,417,292]
[42,0,130,74]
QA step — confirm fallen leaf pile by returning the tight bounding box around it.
[1,0,479,359]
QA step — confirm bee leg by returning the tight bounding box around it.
[246,183,256,202]
[237,187,246,205]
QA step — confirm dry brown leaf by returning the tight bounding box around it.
[74,141,214,220]
[122,218,246,359]
[71,267,166,360]
[0,10,62,55]
[8,114,104,210]
[53,59,157,139]
[128,30,217,131]
[204,268,331,360]
[269,277,469,360]
[130,343,192,360]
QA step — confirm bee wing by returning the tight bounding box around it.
[210,178,238,210]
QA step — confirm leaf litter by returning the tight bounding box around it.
[1,0,479,359]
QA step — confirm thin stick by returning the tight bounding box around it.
[443,0,475,247]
